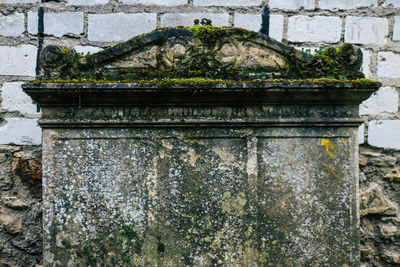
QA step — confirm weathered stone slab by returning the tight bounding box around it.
[42,126,359,266]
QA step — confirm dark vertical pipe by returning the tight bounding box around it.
[35,7,44,112]
[260,5,270,36]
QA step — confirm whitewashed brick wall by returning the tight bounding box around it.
[0,0,399,152]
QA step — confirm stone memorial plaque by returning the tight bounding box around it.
[23,25,380,266]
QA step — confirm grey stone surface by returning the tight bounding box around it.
[40,121,361,266]
[24,80,376,266]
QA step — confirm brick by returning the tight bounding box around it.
[74,45,102,55]
[0,118,41,145]
[88,13,157,42]
[0,13,24,37]
[269,0,315,10]
[287,16,342,43]
[233,14,284,41]
[1,0,38,3]
[161,13,229,27]
[368,120,400,149]
[361,49,372,79]
[345,16,388,45]
[377,52,400,78]
[383,0,400,7]
[120,0,187,5]
[0,45,37,77]
[359,123,365,145]
[394,17,400,41]
[193,0,262,6]
[360,87,399,115]
[319,0,377,10]
[28,12,84,37]
[67,0,109,5]
[1,82,39,115]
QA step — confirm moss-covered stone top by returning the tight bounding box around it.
[38,26,367,82]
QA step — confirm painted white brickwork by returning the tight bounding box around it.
[193,0,262,6]
[0,13,25,37]
[377,52,400,78]
[233,14,284,41]
[67,0,109,5]
[383,0,400,7]
[345,16,388,45]
[269,0,315,10]
[359,124,365,145]
[1,83,38,115]
[361,49,372,79]
[28,12,84,37]
[319,0,377,10]
[120,0,187,5]
[0,45,37,77]
[1,0,38,3]
[393,17,400,41]
[0,118,41,145]
[287,16,342,43]
[368,120,400,149]
[360,87,399,115]
[88,13,157,42]
[160,13,229,27]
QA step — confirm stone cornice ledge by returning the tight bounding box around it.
[23,80,380,107]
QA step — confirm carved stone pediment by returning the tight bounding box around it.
[39,26,364,81]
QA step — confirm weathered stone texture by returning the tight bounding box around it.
[359,147,400,266]
[287,16,342,43]
[0,145,42,266]
[88,13,157,42]
[345,16,389,45]
[41,126,360,266]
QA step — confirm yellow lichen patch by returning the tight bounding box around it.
[13,152,23,158]
[341,138,346,144]
[221,192,247,216]
[321,163,341,180]
[321,139,337,160]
